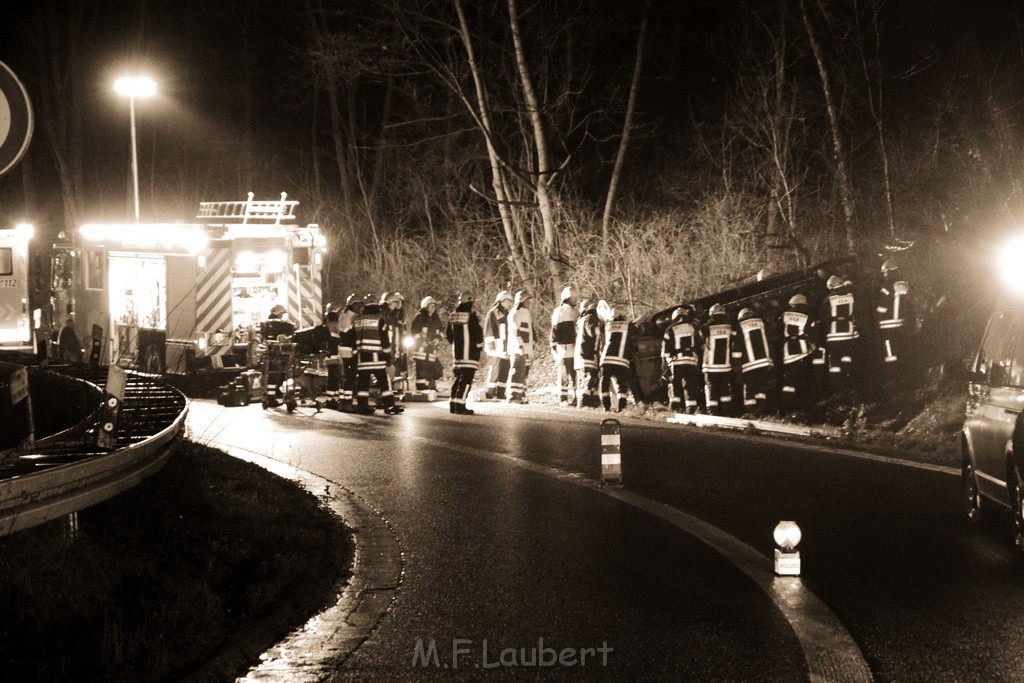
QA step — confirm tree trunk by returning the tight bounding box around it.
[855,0,895,239]
[601,3,649,256]
[799,0,856,253]
[507,0,561,297]
[453,0,530,286]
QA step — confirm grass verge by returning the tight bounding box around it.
[0,440,352,682]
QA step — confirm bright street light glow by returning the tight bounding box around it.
[998,237,1024,294]
[114,75,156,99]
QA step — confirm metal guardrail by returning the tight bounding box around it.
[0,359,187,537]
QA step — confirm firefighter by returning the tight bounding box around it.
[337,295,365,411]
[551,285,580,406]
[574,296,602,409]
[260,304,295,341]
[702,303,737,416]
[354,296,403,415]
[661,305,703,414]
[505,290,534,403]
[779,293,815,412]
[483,290,513,400]
[380,291,409,401]
[820,275,859,396]
[322,309,344,408]
[875,258,913,382]
[735,306,776,414]
[598,301,642,412]
[411,296,445,401]
[259,304,296,405]
[446,290,484,415]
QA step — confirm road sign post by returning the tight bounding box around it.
[600,418,622,485]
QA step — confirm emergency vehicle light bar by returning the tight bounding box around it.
[79,223,209,255]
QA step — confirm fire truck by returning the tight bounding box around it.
[0,223,34,352]
[47,192,326,375]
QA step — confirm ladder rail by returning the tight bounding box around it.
[197,192,298,224]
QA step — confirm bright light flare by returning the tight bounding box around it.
[773,521,802,550]
[114,75,156,99]
[14,223,34,240]
[998,237,1024,294]
[403,335,416,349]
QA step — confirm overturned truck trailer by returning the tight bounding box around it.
[49,193,327,377]
[633,256,862,401]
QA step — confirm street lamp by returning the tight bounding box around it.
[114,75,156,222]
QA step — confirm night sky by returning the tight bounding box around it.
[0,0,1022,240]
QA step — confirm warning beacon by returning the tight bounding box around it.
[773,520,802,576]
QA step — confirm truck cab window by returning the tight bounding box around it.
[0,248,12,276]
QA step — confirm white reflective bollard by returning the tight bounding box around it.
[601,418,622,485]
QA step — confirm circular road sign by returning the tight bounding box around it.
[0,60,34,178]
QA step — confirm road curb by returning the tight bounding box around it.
[189,443,404,681]
[667,411,844,439]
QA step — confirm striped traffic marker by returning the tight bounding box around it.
[601,418,622,485]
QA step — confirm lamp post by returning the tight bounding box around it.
[114,75,156,222]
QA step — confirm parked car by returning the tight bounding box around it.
[962,307,1024,548]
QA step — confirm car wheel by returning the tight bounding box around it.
[1012,464,1024,551]
[963,453,983,523]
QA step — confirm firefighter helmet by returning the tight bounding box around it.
[788,293,807,307]
[671,307,689,322]
[560,285,579,303]
[458,290,475,304]
[269,304,286,319]
[420,296,437,310]
[513,290,530,306]
[882,258,898,275]
[738,307,755,321]
[709,303,726,317]
[495,289,512,304]
[826,275,844,289]
[383,292,402,307]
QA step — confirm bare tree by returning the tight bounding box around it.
[799,0,856,253]
[854,0,896,239]
[601,1,649,256]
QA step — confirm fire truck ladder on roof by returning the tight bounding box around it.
[196,192,298,225]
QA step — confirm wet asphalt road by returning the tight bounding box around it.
[188,399,1024,681]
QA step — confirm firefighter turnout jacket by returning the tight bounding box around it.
[447,302,484,369]
[551,300,579,358]
[353,304,391,370]
[662,319,701,368]
[507,305,534,357]
[601,317,638,367]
